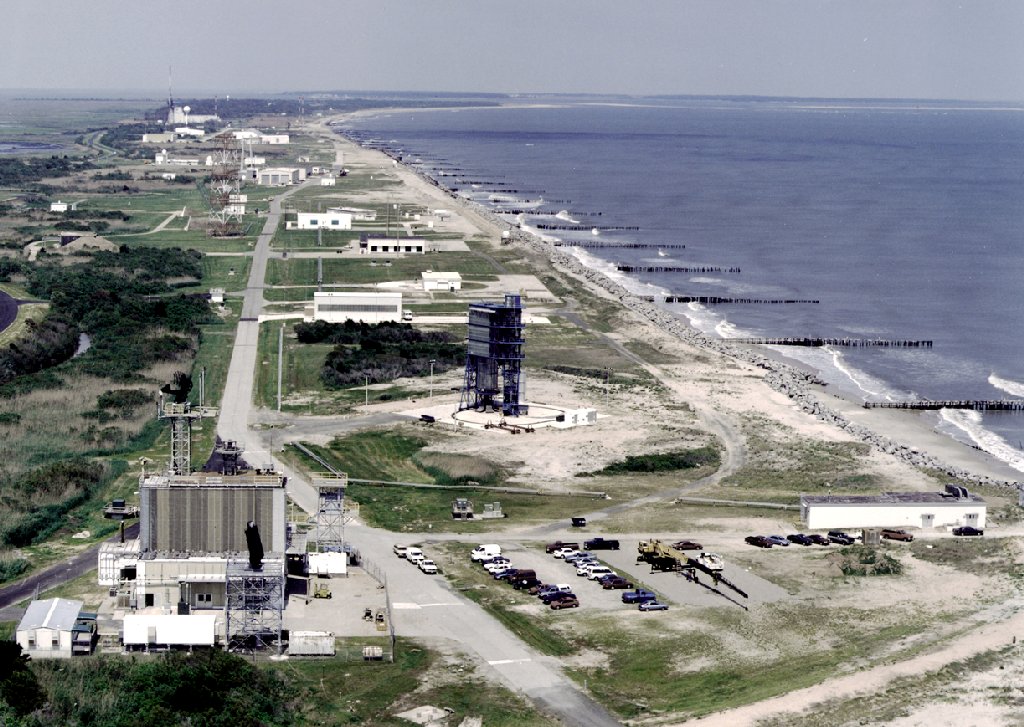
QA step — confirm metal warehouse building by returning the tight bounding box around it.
[310,291,403,324]
[801,485,986,531]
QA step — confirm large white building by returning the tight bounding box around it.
[290,211,353,230]
[800,486,986,531]
[309,291,403,324]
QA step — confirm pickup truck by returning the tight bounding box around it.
[584,537,620,551]
[622,589,658,604]
[545,541,580,553]
[828,531,856,545]
[881,528,914,542]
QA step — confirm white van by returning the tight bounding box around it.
[406,547,425,564]
[471,544,502,562]
[586,566,614,580]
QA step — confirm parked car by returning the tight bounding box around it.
[471,544,502,562]
[541,589,577,604]
[881,529,914,542]
[638,600,669,611]
[564,552,597,564]
[584,537,620,551]
[393,544,409,558]
[745,535,773,549]
[807,534,831,546]
[537,584,573,599]
[513,577,543,591]
[600,576,634,590]
[550,594,580,610]
[786,534,814,546]
[765,535,790,547]
[484,560,512,573]
[493,568,520,580]
[552,547,578,559]
[622,589,658,604]
[405,548,426,564]
[952,526,984,536]
[585,566,615,580]
[545,541,581,554]
[828,531,856,545]
[671,540,702,550]
[418,559,438,574]
[571,516,587,528]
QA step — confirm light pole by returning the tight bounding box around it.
[365,375,369,407]
[429,359,436,398]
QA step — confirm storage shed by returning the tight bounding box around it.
[801,486,986,531]
[421,271,462,292]
[16,598,87,659]
[289,631,335,656]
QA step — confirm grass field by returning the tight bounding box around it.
[265,253,502,287]
[267,637,557,726]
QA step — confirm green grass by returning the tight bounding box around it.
[266,253,503,286]
[0,303,48,347]
[268,637,555,726]
[909,536,1017,575]
[177,255,252,293]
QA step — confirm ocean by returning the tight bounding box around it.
[339,98,1024,472]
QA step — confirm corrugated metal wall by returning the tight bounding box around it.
[143,488,278,554]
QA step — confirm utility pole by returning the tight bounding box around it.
[429,359,436,399]
[277,325,284,412]
[364,375,369,407]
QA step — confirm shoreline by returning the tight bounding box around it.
[328,111,1022,489]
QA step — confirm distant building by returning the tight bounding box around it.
[49,200,69,213]
[258,167,305,186]
[142,132,176,144]
[16,598,94,659]
[160,172,177,181]
[166,106,219,125]
[359,235,427,255]
[801,486,986,531]
[320,176,336,186]
[289,211,352,231]
[332,206,376,221]
[155,149,199,166]
[309,291,403,324]
[421,271,462,292]
[209,288,225,304]
[174,127,205,139]
[123,614,218,651]
[255,134,289,145]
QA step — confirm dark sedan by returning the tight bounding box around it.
[671,540,703,551]
[786,534,814,546]
[807,534,831,546]
[745,535,773,549]
[952,526,984,536]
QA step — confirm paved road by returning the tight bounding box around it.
[0,523,139,611]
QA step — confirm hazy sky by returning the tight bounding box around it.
[3,0,1023,101]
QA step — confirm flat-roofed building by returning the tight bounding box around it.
[291,211,352,230]
[258,167,305,186]
[801,485,986,531]
[358,235,427,255]
[123,614,218,650]
[421,271,462,292]
[310,291,403,324]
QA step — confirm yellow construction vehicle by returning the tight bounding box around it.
[313,583,332,599]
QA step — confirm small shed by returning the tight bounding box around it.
[16,598,85,659]
[289,631,336,656]
[421,271,462,292]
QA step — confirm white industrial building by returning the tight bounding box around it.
[421,271,462,292]
[49,200,73,213]
[800,486,986,531]
[155,149,199,167]
[141,132,176,144]
[123,614,218,651]
[309,291,403,324]
[359,236,427,255]
[258,167,305,186]
[16,598,94,659]
[333,206,377,221]
[289,211,353,230]
[320,176,336,186]
[255,133,289,145]
[174,127,205,139]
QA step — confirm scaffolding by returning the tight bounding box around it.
[157,398,218,476]
[459,292,528,416]
[313,473,348,553]
[224,557,285,652]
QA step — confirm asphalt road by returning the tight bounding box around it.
[0,523,139,612]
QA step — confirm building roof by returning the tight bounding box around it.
[18,598,83,632]
[801,491,986,507]
[422,271,462,281]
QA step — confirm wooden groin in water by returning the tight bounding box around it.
[663,296,819,305]
[555,242,686,250]
[863,400,1024,411]
[617,265,741,274]
[733,337,932,348]
[535,223,640,231]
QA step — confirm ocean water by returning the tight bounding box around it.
[340,99,1024,472]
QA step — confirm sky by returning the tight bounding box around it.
[3,0,1023,102]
